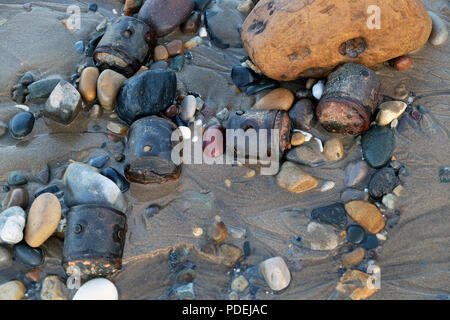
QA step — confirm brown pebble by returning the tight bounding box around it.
[324,138,344,161]
[166,39,184,57]
[389,56,413,71]
[107,121,128,135]
[201,242,217,255]
[276,161,318,193]
[342,248,365,268]
[89,104,103,119]
[345,201,386,234]
[291,132,306,146]
[206,221,227,243]
[26,267,43,282]
[336,270,378,300]
[165,104,179,118]
[3,187,29,209]
[181,11,201,34]
[78,67,99,103]
[253,88,294,111]
[123,0,141,16]
[154,45,169,61]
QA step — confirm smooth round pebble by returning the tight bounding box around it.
[73,278,119,300]
[180,95,197,122]
[346,225,366,244]
[428,11,448,46]
[8,111,35,139]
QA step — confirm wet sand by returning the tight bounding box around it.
[0,0,449,299]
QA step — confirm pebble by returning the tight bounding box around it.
[342,248,365,268]
[27,78,62,101]
[320,181,335,192]
[44,80,82,125]
[88,155,109,169]
[343,161,370,187]
[344,201,386,234]
[101,167,130,193]
[123,0,142,15]
[306,78,318,90]
[237,0,254,14]
[107,121,128,135]
[311,203,347,229]
[323,138,344,161]
[346,225,366,244]
[74,41,85,54]
[13,242,44,267]
[34,185,59,198]
[192,227,203,237]
[89,104,103,118]
[184,36,202,50]
[181,11,201,34]
[97,69,127,111]
[175,282,195,300]
[312,80,324,100]
[393,83,409,100]
[276,161,318,193]
[40,275,68,300]
[180,95,197,122]
[25,193,61,248]
[288,99,315,131]
[335,269,378,300]
[194,0,212,11]
[169,55,185,72]
[154,45,169,61]
[253,88,294,111]
[0,246,12,269]
[63,162,127,212]
[88,3,97,11]
[231,66,255,87]
[376,101,407,126]
[219,244,242,267]
[291,132,306,146]
[78,67,99,102]
[150,60,169,70]
[368,167,399,199]
[362,235,379,250]
[341,189,369,203]
[428,11,448,46]
[7,171,27,186]
[362,126,395,169]
[303,222,339,251]
[206,221,227,243]
[176,268,197,283]
[0,281,26,300]
[0,206,26,244]
[259,257,291,291]
[382,193,397,210]
[286,141,327,167]
[8,111,35,139]
[231,275,249,292]
[73,278,119,300]
[246,81,279,96]
[389,56,413,71]
[166,40,184,57]
[117,70,177,125]
[392,185,403,197]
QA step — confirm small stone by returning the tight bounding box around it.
[79,67,99,102]
[376,101,408,126]
[392,185,403,197]
[3,187,28,210]
[169,55,185,72]
[13,242,44,267]
[428,11,448,46]
[34,185,59,198]
[206,221,227,243]
[277,161,318,193]
[324,138,344,161]
[114,154,125,162]
[44,80,82,125]
[362,126,395,169]
[166,40,185,57]
[231,66,255,87]
[175,282,195,300]
[192,227,203,237]
[286,141,327,167]
[90,104,103,118]
[88,3,98,11]
[246,81,279,96]
[0,281,26,300]
[25,193,61,248]
[199,27,208,37]
[244,170,255,179]
[73,278,119,300]
[176,268,197,283]
[382,193,397,210]
[341,189,369,203]
[362,235,379,250]
[306,78,318,90]
[8,111,35,139]
[229,226,246,239]
[312,80,324,100]
[7,171,27,186]
[321,181,335,192]
[346,225,366,244]
[154,45,169,61]
[303,222,339,251]
[27,78,62,101]
[181,11,201,34]
[0,207,26,245]
[237,0,254,14]
[97,69,127,111]
[311,203,347,229]
[123,0,142,15]
[389,56,413,71]
[336,270,378,300]
[345,201,386,234]
[180,95,197,122]
[88,155,109,169]
[219,244,242,267]
[253,88,294,111]
[288,99,316,131]
[107,121,128,135]
[75,41,85,54]
[291,132,306,146]
[0,246,12,269]
[184,36,202,50]
[342,248,365,268]
[40,275,68,300]
[368,167,399,199]
[343,161,370,187]
[231,275,249,292]
[101,167,130,193]
[393,83,409,100]
[260,257,291,291]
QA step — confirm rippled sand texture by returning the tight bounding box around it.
[0,0,449,299]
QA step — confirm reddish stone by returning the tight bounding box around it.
[389,56,413,71]
[165,105,179,118]
[166,40,184,57]
[181,11,201,34]
[123,0,143,16]
[203,125,226,158]
[3,187,29,209]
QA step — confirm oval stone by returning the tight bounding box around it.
[97,69,127,111]
[345,201,385,234]
[253,88,294,111]
[362,126,395,169]
[368,167,399,199]
[8,111,35,139]
[73,278,119,300]
[0,280,26,300]
[311,203,347,229]
[3,187,29,210]
[79,67,99,102]
[343,161,370,187]
[13,242,44,267]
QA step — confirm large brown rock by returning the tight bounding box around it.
[241,0,432,80]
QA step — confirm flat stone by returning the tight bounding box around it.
[166,40,184,57]
[253,88,294,111]
[276,161,318,193]
[259,256,291,291]
[34,185,59,198]
[79,67,99,103]
[340,189,369,203]
[154,45,169,61]
[286,141,327,167]
[324,138,344,161]
[44,80,82,125]
[25,193,61,248]
[0,206,26,244]
[368,167,399,199]
[40,275,68,300]
[336,270,378,300]
[342,248,365,268]
[107,121,128,135]
[7,171,27,186]
[0,280,26,300]
[8,111,35,139]
[302,222,339,251]
[246,81,279,96]
[288,99,315,131]
[376,101,407,126]
[219,244,242,267]
[428,11,448,46]
[231,275,249,292]
[362,126,395,169]
[97,69,127,111]
[88,155,109,169]
[27,78,62,101]
[311,203,347,229]
[169,55,185,72]
[343,161,370,187]
[345,201,386,234]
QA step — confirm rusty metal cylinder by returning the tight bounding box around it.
[62,205,127,279]
[316,63,381,135]
[94,16,155,77]
[125,116,181,184]
[224,110,292,157]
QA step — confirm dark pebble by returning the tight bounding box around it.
[75,41,85,54]
[362,235,379,250]
[169,55,185,72]
[13,243,44,267]
[194,0,212,11]
[34,185,59,198]
[288,99,316,131]
[439,166,449,183]
[165,105,179,118]
[150,61,168,70]
[231,66,255,87]
[8,111,35,139]
[410,110,422,121]
[311,203,347,229]
[88,155,109,168]
[245,81,279,96]
[101,167,130,193]
[19,72,35,86]
[243,241,251,257]
[7,171,27,186]
[88,3,98,11]
[362,126,395,169]
[27,78,62,100]
[368,167,399,199]
[295,89,313,99]
[346,225,366,244]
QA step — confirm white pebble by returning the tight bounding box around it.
[0,207,26,245]
[14,104,29,111]
[73,278,118,300]
[376,233,387,241]
[320,181,335,192]
[312,80,325,100]
[382,193,397,210]
[180,95,197,122]
[260,257,291,291]
[199,27,208,38]
[428,11,448,46]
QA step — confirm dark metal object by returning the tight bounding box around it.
[62,205,127,278]
[94,16,155,77]
[125,116,181,184]
[224,110,292,156]
[316,63,381,135]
